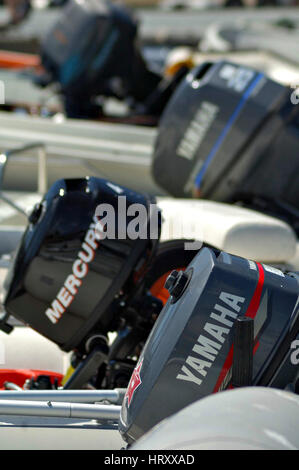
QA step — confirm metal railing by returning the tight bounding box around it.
[0,142,47,217]
[0,389,126,405]
[0,389,126,421]
[0,400,121,421]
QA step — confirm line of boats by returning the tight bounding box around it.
[0,1,298,451]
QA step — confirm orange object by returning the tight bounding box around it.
[0,49,40,70]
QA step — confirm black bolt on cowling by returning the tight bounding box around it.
[164,270,189,301]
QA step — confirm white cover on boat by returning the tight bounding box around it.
[0,327,70,375]
[0,420,124,450]
[133,387,299,450]
[0,265,69,375]
[157,198,297,263]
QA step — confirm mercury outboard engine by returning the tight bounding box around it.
[0,177,164,388]
[152,60,299,234]
[36,0,161,119]
[119,247,299,444]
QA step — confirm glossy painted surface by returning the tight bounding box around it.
[4,177,156,351]
[120,247,299,443]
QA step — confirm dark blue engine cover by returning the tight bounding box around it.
[40,0,138,95]
[119,247,299,443]
[3,177,158,352]
[152,60,299,214]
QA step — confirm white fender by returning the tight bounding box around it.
[133,387,299,450]
[157,198,298,265]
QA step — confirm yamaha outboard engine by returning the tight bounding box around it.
[1,177,162,388]
[37,0,161,119]
[119,247,299,444]
[152,60,299,233]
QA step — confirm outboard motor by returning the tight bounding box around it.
[119,247,299,444]
[36,0,161,119]
[1,177,162,388]
[152,60,299,233]
[0,0,31,31]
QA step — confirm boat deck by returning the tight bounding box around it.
[0,111,163,195]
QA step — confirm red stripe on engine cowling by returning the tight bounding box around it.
[244,263,265,319]
[213,262,265,393]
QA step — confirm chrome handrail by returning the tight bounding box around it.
[0,142,47,216]
[0,389,126,405]
[0,399,121,421]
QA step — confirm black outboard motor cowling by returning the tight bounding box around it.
[2,177,160,352]
[152,61,299,230]
[38,0,161,118]
[119,247,299,444]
